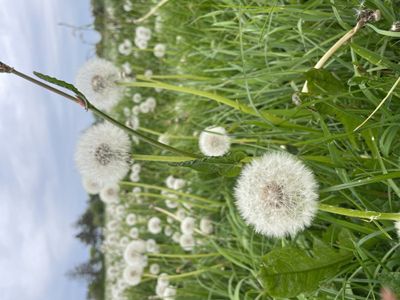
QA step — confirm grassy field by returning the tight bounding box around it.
[75,0,400,299]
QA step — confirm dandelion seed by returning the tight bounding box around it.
[154,43,166,58]
[100,184,120,204]
[148,217,162,234]
[123,265,143,286]
[75,58,122,111]
[199,126,231,157]
[150,263,160,275]
[180,217,195,235]
[234,152,318,238]
[395,221,400,238]
[200,217,213,235]
[179,233,195,251]
[75,122,131,185]
[82,177,103,195]
[126,213,137,226]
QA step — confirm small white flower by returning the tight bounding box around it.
[148,217,162,234]
[200,217,213,235]
[164,225,173,237]
[100,184,120,204]
[122,62,132,76]
[126,213,137,226]
[131,105,140,115]
[82,177,103,195]
[234,152,319,238]
[75,122,131,186]
[179,234,195,251]
[134,37,148,50]
[149,263,160,275]
[173,178,186,190]
[144,69,153,78]
[172,232,181,243]
[136,26,151,41]
[163,286,177,300]
[395,221,400,238]
[180,217,195,235]
[199,126,231,157]
[157,273,169,288]
[123,265,143,286]
[146,239,159,253]
[129,227,139,239]
[118,39,133,56]
[75,58,122,111]
[132,93,142,103]
[129,172,140,182]
[139,101,151,114]
[154,43,166,58]
[176,208,186,221]
[145,97,156,112]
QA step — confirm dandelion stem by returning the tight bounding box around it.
[318,204,400,221]
[147,252,219,258]
[143,264,223,280]
[0,62,201,159]
[132,154,195,162]
[301,19,365,93]
[133,0,170,24]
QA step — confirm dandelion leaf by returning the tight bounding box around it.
[34,71,88,100]
[260,240,353,298]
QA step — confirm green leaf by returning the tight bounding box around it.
[34,71,88,100]
[260,240,353,298]
[304,68,346,95]
[350,43,400,73]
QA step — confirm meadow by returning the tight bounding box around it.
[9,0,400,299]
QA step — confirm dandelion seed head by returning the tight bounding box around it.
[234,152,318,238]
[75,58,122,111]
[100,184,120,204]
[82,177,103,195]
[154,43,166,58]
[200,217,213,235]
[123,265,143,286]
[75,122,131,186]
[148,217,162,234]
[150,263,160,275]
[199,126,231,157]
[180,217,195,235]
[179,234,195,251]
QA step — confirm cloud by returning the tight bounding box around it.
[0,0,94,299]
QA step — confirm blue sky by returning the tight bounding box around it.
[0,0,98,299]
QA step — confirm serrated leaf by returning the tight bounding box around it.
[34,71,88,100]
[350,43,400,73]
[260,240,353,298]
[304,68,346,95]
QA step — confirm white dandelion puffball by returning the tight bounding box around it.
[180,217,195,235]
[134,37,148,50]
[124,240,146,265]
[75,58,122,112]
[173,178,186,190]
[122,62,132,76]
[179,234,195,251]
[123,265,143,286]
[150,263,160,275]
[125,213,137,226]
[139,101,151,114]
[200,217,213,235]
[129,227,139,239]
[145,97,157,112]
[118,39,133,56]
[136,26,151,41]
[199,126,231,157]
[172,232,181,243]
[82,177,103,195]
[234,152,318,238]
[163,286,177,300]
[165,175,176,189]
[100,184,120,204]
[132,93,142,103]
[395,221,400,238]
[146,239,159,253]
[75,122,131,186]
[148,217,162,234]
[164,225,173,237]
[157,273,169,288]
[154,43,166,58]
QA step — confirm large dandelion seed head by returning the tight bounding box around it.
[234,152,318,238]
[75,58,122,112]
[75,122,131,186]
[199,126,231,157]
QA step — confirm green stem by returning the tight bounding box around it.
[143,264,223,280]
[318,204,400,221]
[147,253,219,258]
[120,181,218,205]
[132,154,195,162]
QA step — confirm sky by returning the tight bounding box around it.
[0,0,99,299]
